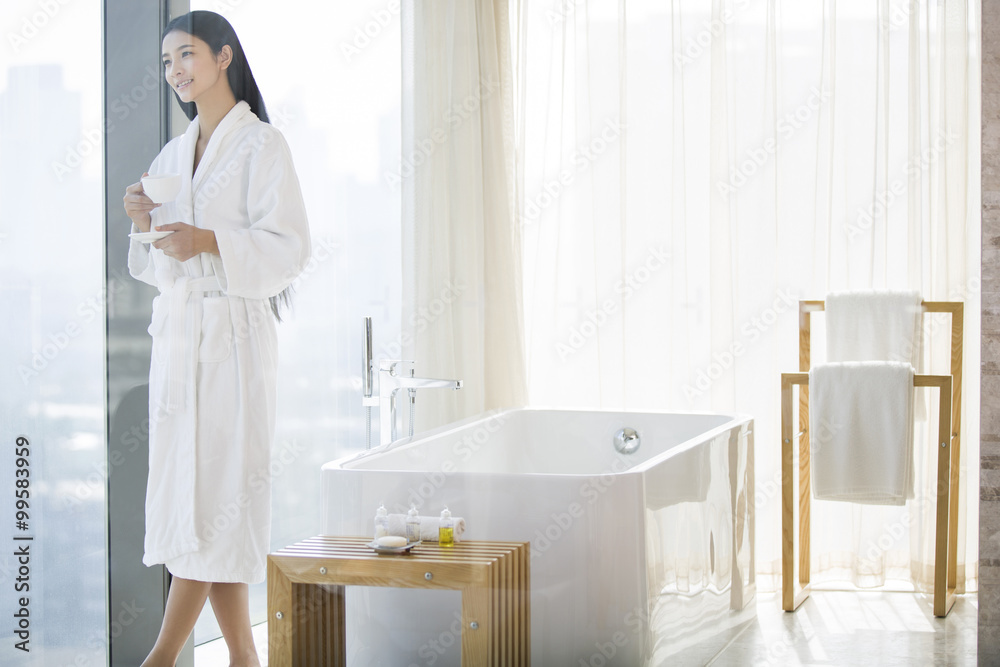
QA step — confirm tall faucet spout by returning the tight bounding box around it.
[393,377,463,390]
[375,360,463,445]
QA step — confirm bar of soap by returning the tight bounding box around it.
[377,535,407,548]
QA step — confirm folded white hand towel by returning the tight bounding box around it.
[826,290,921,365]
[386,513,467,542]
[809,361,914,505]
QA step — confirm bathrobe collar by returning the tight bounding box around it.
[172,100,256,227]
[189,100,256,191]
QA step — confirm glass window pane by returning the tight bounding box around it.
[0,1,106,664]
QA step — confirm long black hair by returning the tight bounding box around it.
[162,11,294,322]
[162,11,268,123]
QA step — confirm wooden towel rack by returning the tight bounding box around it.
[780,300,963,617]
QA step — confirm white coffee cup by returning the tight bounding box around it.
[141,174,181,203]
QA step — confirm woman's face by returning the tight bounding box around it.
[161,31,231,105]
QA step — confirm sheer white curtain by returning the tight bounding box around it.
[401,0,526,430]
[512,0,979,594]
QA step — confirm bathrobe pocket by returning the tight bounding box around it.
[199,296,234,363]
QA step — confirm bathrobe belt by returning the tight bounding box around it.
[160,274,224,411]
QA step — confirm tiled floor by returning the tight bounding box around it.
[195,622,268,666]
[194,591,977,666]
[705,591,977,667]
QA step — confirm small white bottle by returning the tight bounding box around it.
[438,506,454,546]
[374,503,389,539]
[405,504,421,544]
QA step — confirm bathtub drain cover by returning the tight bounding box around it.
[613,427,640,455]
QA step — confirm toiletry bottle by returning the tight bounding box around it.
[374,503,389,539]
[438,507,454,546]
[406,504,420,543]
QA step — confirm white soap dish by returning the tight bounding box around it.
[366,539,420,555]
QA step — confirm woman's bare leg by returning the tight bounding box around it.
[140,576,212,667]
[208,582,261,667]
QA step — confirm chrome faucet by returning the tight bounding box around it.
[361,317,463,448]
[377,360,462,445]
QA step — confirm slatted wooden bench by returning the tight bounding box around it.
[267,535,531,666]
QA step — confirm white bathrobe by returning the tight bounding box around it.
[128,100,310,584]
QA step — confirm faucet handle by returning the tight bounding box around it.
[379,359,415,375]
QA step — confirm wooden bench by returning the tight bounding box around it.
[267,536,531,666]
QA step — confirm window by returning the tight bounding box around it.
[0,1,106,663]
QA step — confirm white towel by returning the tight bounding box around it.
[809,361,914,505]
[826,290,921,365]
[386,514,467,542]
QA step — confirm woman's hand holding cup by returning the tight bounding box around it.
[123,172,161,233]
[123,173,180,233]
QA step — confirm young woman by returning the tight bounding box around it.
[123,11,310,667]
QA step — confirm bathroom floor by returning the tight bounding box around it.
[195,622,268,666]
[194,590,978,666]
[703,590,977,666]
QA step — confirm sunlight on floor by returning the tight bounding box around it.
[705,591,977,666]
[194,591,977,666]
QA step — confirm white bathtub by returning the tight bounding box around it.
[320,407,755,665]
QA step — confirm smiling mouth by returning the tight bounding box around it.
[175,79,192,91]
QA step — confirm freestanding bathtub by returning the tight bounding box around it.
[320,408,755,665]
